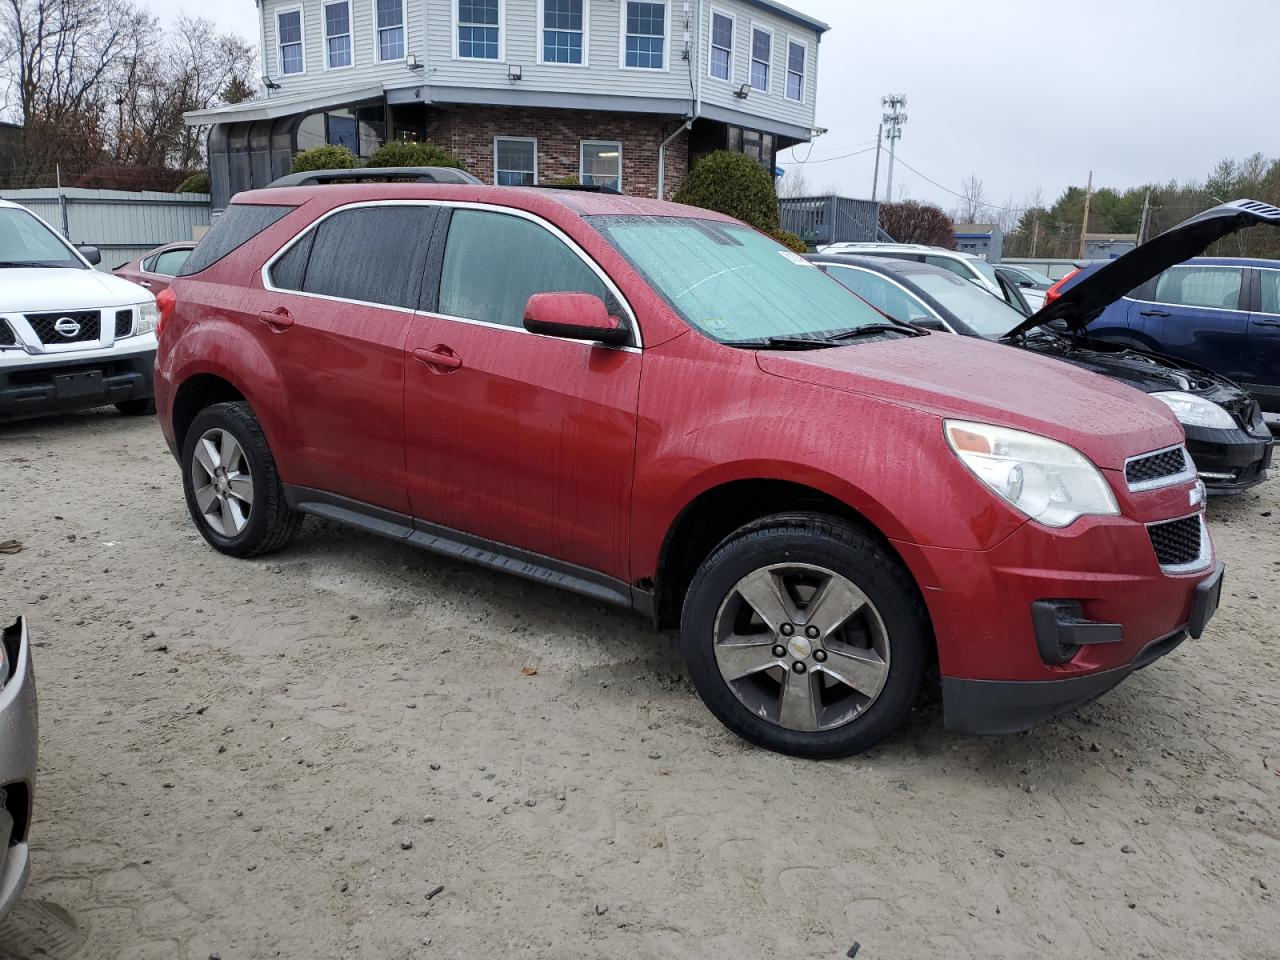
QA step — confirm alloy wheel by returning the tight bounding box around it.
[191,427,254,537]
[712,563,891,733]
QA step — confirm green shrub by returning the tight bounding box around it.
[771,229,809,253]
[291,145,358,173]
[548,174,580,186]
[674,151,780,233]
[367,140,466,170]
[175,171,210,194]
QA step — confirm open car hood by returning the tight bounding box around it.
[1006,198,1280,339]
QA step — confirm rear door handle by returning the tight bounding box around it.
[1256,318,1280,327]
[258,308,295,331]
[413,346,462,371]
[139,280,153,288]
[1140,309,1170,317]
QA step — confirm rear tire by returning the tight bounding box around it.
[181,401,302,558]
[115,398,156,416]
[680,513,929,759]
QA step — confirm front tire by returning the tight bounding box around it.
[181,401,302,558]
[680,513,929,759]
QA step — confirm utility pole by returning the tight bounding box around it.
[56,163,70,238]
[1077,170,1093,259]
[1137,189,1152,244]
[1031,215,1040,258]
[881,95,907,203]
[870,123,883,201]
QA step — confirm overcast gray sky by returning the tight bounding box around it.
[143,0,1279,214]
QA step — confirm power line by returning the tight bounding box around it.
[782,144,879,166]
[889,153,1027,213]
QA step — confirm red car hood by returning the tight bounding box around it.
[756,333,1183,471]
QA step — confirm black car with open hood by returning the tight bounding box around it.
[810,211,1275,494]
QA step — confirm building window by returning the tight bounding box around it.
[750,26,770,91]
[542,0,584,64]
[709,10,733,82]
[459,0,501,59]
[786,39,806,102]
[624,2,665,70]
[495,137,537,186]
[376,0,406,61]
[581,141,622,192]
[277,8,304,75]
[324,2,352,68]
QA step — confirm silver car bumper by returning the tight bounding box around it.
[0,618,38,920]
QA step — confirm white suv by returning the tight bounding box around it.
[816,242,1005,298]
[0,198,158,421]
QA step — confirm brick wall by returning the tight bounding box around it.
[425,105,691,200]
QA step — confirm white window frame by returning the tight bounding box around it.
[494,136,538,186]
[373,0,408,63]
[749,22,772,93]
[323,0,354,71]
[580,140,622,192]
[785,35,807,103]
[537,0,590,66]
[618,0,669,73]
[708,6,735,84]
[276,5,306,77]
[453,0,506,61]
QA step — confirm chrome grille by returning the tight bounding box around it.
[1126,446,1189,488]
[1148,516,1203,568]
[114,309,133,338]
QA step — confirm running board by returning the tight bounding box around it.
[284,486,637,610]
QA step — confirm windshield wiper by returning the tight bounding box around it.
[725,336,838,350]
[0,261,67,268]
[826,323,927,340]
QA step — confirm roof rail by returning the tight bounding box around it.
[526,183,623,194]
[268,166,484,188]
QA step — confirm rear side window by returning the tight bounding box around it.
[1258,270,1279,315]
[1152,266,1245,311]
[152,249,191,276]
[270,206,437,310]
[924,255,975,281]
[179,204,295,276]
[438,209,610,328]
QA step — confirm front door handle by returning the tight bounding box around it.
[258,308,295,331]
[1140,309,1170,318]
[1255,318,1280,327]
[139,280,153,288]
[413,345,462,371]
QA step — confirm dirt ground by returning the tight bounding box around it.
[0,410,1276,960]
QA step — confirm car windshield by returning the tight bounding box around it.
[587,216,891,343]
[0,207,84,268]
[910,271,1028,338]
[1008,266,1053,286]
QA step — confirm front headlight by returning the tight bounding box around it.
[945,420,1119,528]
[133,301,158,336]
[1151,391,1235,430]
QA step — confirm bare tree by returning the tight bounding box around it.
[776,165,811,198]
[954,173,989,223]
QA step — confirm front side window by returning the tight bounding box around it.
[1261,270,1280,315]
[376,0,406,61]
[271,206,436,310]
[786,39,806,101]
[0,207,83,268]
[750,27,770,91]
[909,271,1027,338]
[1153,266,1245,310]
[495,138,537,186]
[581,141,622,192]
[624,1,665,69]
[278,9,304,75]
[710,11,733,81]
[824,266,937,326]
[588,216,888,343]
[459,0,500,59]
[543,0,584,64]
[325,1,352,68]
[439,210,611,329]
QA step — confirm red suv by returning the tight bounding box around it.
[154,178,1224,757]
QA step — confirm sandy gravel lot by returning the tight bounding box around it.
[0,410,1276,960]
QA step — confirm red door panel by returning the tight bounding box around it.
[404,319,640,580]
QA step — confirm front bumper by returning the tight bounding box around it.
[0,347,154,422]
[1184,423,1273,494]
[0,618,38,920]
[942,563,1224,735]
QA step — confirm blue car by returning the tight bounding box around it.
[1056,255,1280,415]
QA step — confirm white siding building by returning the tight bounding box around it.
[188,0,829,208]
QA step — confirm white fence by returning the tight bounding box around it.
[0,187,211,271]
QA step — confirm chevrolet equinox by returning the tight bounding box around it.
[154,180,1224,758]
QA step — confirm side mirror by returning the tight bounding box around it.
[77,244,102,265]
[523,292,629,346]
[909,315,947,332]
